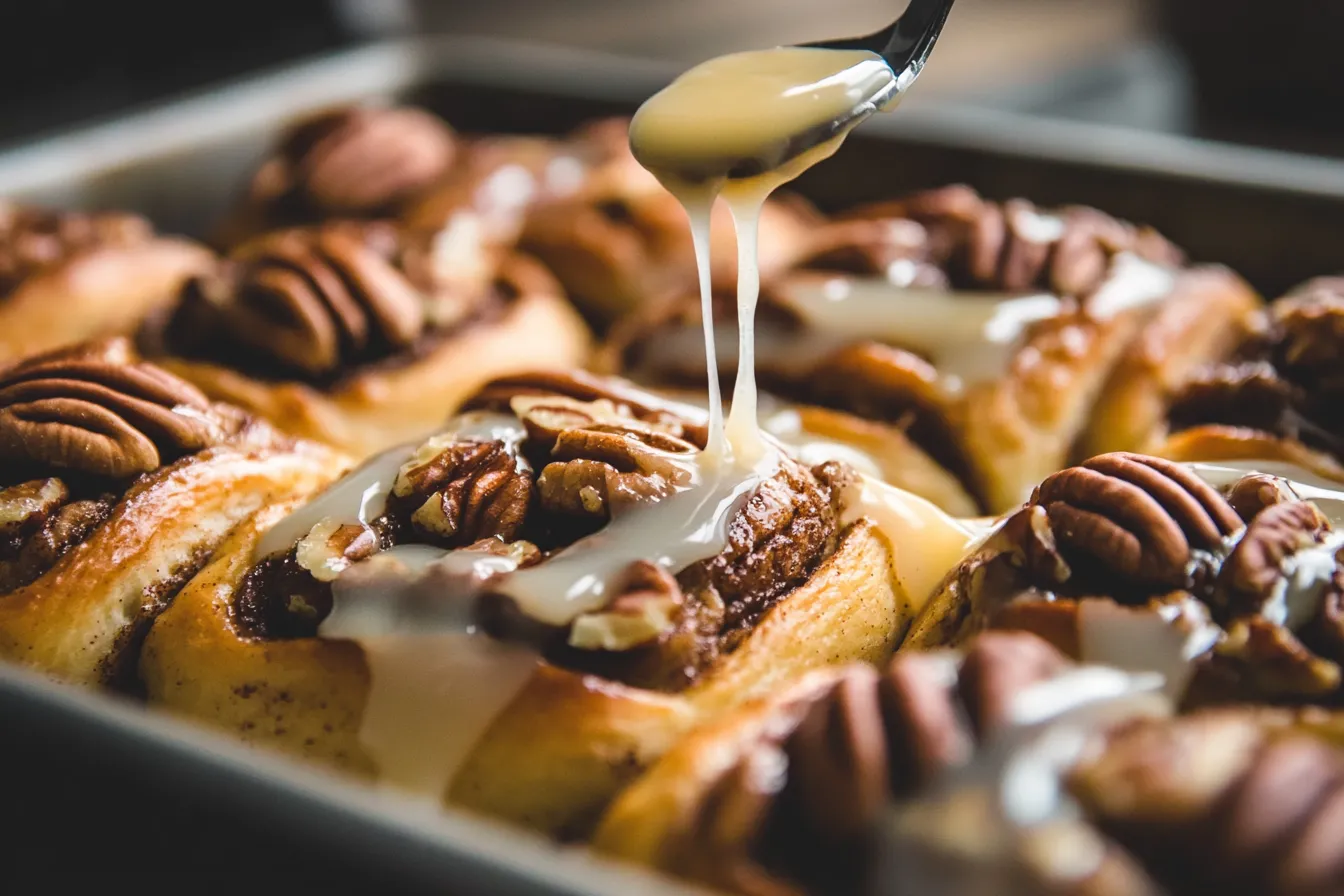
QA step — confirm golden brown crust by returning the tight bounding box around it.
[141,515,906,837]
[0,442,347,686]
[593,668,844,870]
[1156,426,1344,484]
[1082,267,1263,458]
[0,238,212,362]
[156,255,593,457]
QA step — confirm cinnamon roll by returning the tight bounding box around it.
[0,338,346,686]
[1149,278,1344,483]
[0,202,211,361]
[906,451,1344,709]
[215,104,459,247]
[596,629,1344,896]
[150,219,591,457]
[138,371,974,836]
[600,185,1258,514]
[515,118,823,327]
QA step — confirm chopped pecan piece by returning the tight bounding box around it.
[248,105,456,221]
[1030,452,1242,592]
[0,338,232,478]
[1195,619,1342,704]
[1168,361,1309,441]
[388,438,533,546]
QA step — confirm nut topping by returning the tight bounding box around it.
[846,185,1182,298]
[678,633,1073,896]
[1070,713,1344,895]
[466,369,710,448]
[1031,452,1242,590]
[537,424,696,519]
[389,439,533,546]
[176,222,431,379]
[1216,501,1333,622]
[0,339,231,478]
[249,105,456,220]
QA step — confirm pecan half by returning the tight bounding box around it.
[687,633,1074,896]
[0,202,151,296]
[1215,501,1333,622]
[249,105,456,220]
[1070,712,1344,896]
[174,221,430,379]
[536,423,694,518]
[1030,452,1242,592]
[0,339,232,478]
[1168,361,1313,445]
[1224,473,1299,523]
[465,369,710,448]
[388,438,533,546]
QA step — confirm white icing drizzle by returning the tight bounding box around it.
[321,545,535,797]
[773,275,1062,393]
[254,444,414,562]
[493,446,779,626]
[252,412,524,562]
[1084,251,1180,319]
[1267,529,1344,631]
[1076,597,1222,700]
[840,474,984,611]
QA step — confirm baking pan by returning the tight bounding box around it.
[4,34,1344,893]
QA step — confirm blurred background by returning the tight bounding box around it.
[3,0,1344,156]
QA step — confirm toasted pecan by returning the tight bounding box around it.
[0,338,233,479]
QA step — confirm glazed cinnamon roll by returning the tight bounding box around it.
[596,630,1344,896]
[138,371,976,836]
[150,219,591,457]
[906,451,1344,709]
[0,338,346,686]
[601,185,1258,514]
[0,202,210,361]
[1148,278,1344,483]
[215,104,459,246]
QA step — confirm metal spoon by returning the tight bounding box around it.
[773,0,958,170]
[630,0,956,182]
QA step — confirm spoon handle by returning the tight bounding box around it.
[802,0,956,77]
